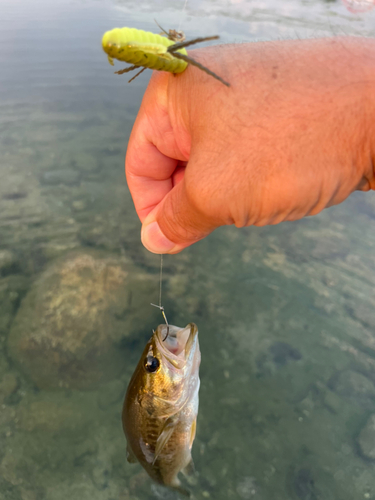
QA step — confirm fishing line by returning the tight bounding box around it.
[178,0,189,32]
[151,254,170,341]
[150,0,189,341]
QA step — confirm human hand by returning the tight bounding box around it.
[125,37,375,254]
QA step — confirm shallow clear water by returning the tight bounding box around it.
[1,0,375,499]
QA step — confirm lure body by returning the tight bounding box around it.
[102,27,188,74]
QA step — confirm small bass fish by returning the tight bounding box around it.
[123,323,201,495]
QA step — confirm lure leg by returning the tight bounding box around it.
[169,51,230,87]
[128,66,147,83]
[115,65,139,75]
[168,36,219,51]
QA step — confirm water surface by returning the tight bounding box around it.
[1,0,375,499]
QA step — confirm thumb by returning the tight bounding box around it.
[141,177,218,254]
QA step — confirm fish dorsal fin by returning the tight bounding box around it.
[126,444,138,464]
[152,417,178,465]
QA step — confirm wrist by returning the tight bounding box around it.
[345,37,375,192]
[363,69,375,191]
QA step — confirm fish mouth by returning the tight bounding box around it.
[156,323,198,363]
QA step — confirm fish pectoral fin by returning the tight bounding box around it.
[152,417,178,465]
[170,476,191,497]
[126,444,137,464]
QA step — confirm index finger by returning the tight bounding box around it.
[125,74,189,222]
[126,130,177,222]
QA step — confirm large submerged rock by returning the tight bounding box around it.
[8,251,158,390]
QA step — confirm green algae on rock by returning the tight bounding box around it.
[7,251,159,390]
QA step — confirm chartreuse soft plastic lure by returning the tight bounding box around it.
[102,25,230,87]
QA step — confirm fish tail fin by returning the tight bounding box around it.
[170,477,191,497]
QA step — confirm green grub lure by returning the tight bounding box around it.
[102,26,230,87]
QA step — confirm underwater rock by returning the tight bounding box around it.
[256,341,302,377]
[40,169,80,186]
[19,488,42,500]
[286,230,350,263]
[269,341,302,368]
[118,488,131,500]
[310,234,349,261]
[73,439,98,466]
[0,275,29,340]
[8,251,158,390]
[71,200,87,212]
[91,460,111,490]
[0,250,17,275]
[291,468,319,500]
[0,373,19,404]
[16,400,81,432]
[236,477,258,499]
[345,298,375,330]
[358,414,375,460]
[150,483,179,499]
[328,370,375,409]
[361,195,375,220]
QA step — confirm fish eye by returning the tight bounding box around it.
[144,355,160,373]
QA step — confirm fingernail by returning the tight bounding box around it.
[141,221,177,254]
